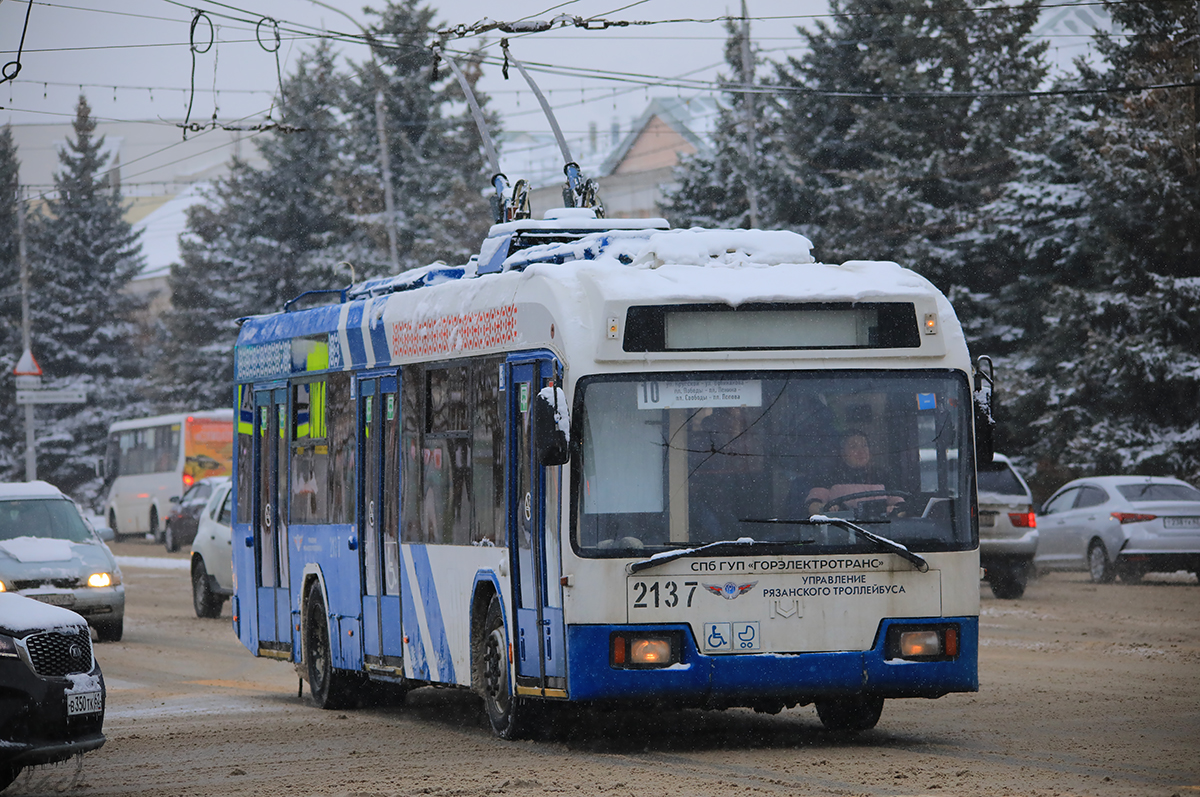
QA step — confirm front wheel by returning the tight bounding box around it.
[477,596,534,739]
[815,695,884,733]
[108,510,120,541]
[164,521,178,552]
[94,618,123,642]
[192,559,222,618]
[305,588,358,710]
[1088,539,1115,583]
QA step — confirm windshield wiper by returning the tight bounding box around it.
[628,537,812,574]
[740,515,929,573]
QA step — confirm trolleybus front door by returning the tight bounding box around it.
[509,361,566,695]
[254,387,292,654]
[359,375,403,674]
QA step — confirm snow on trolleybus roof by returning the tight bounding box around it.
[234,210,968,381]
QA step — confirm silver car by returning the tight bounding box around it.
[190,480,233,618]
[1036,475,1200,583]
[978,454,1038,598]
[0,482,126,641]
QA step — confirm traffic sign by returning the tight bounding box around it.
[13,348,42,376]
[16,389,87,404]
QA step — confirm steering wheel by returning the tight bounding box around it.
[824,490,916,511]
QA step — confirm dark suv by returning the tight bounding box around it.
[0,593,106,791]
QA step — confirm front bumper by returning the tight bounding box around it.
[0,661,106,768]
[16,587,125,623]
[566,617,978,705]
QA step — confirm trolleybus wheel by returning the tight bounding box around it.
[815,694,884,733]
[988,562,1029,600]
[479,596,533,739]
[305,588,357,710]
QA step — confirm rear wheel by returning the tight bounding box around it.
[192,558,222,618]
[305,588,358,709]
[108,510,120,541]
[148,508,159,542]
[94,618,123,642]
[477,596,534,739]
[1088,539,1115,583]
[815,695,885,733]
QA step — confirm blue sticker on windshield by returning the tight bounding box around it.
[917,393,937,410]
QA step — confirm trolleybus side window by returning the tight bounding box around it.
[471,358,505,546]
[426,366,472,545]
[400,365,424,544]
[291,377,329,524]
[328,372,356,524]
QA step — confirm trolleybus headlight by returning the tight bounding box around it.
[886,624,960,661]
[610,632,679,669]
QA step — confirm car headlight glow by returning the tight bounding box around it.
[0,580,6,592]
[88,572,114,588]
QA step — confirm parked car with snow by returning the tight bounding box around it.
[0,592,106,792]
[163,476,228,552]
[190,479,233,618]
[0,482,125,641]
[1036,476,1200,583]
[978,454,1038,598]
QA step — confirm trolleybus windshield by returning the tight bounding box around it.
[574,370,973,556]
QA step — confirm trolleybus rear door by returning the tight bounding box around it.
[359,375,403,673]
[254,387,292,654]
[509,360,566,694]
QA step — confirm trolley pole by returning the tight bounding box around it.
[740,1,759,229]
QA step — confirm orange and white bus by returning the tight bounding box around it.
[101,411,233,540]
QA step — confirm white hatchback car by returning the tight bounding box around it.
[1036,475,1200,583]
[190,480,233,618]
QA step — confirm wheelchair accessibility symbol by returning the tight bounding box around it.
[703,621,760,653]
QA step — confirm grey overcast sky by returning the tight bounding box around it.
[1,0,831,140]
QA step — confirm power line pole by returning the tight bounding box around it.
[740,0,759,229]
[16,189,37,481]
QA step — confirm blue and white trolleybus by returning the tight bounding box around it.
[230,208,990,737]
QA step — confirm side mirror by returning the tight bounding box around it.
[97,526,115,542]
[974,355,995,466]
[533,385,571,467]
[169,495,181,504]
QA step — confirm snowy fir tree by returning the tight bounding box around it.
[0,126,22,480]
[348,0,493,267]
[771,0,1048,280]
[662,16,799,231]
[23,95,147,497]
[156,3,498,410]
[155,44,358,410]
[983,1,1200,489]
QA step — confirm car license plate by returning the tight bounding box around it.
[32,593,75,606]
[67,691,102,716]
[1164,517,1200,529]
[978,513,996,527]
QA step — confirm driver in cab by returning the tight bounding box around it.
[805,431,902,517]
